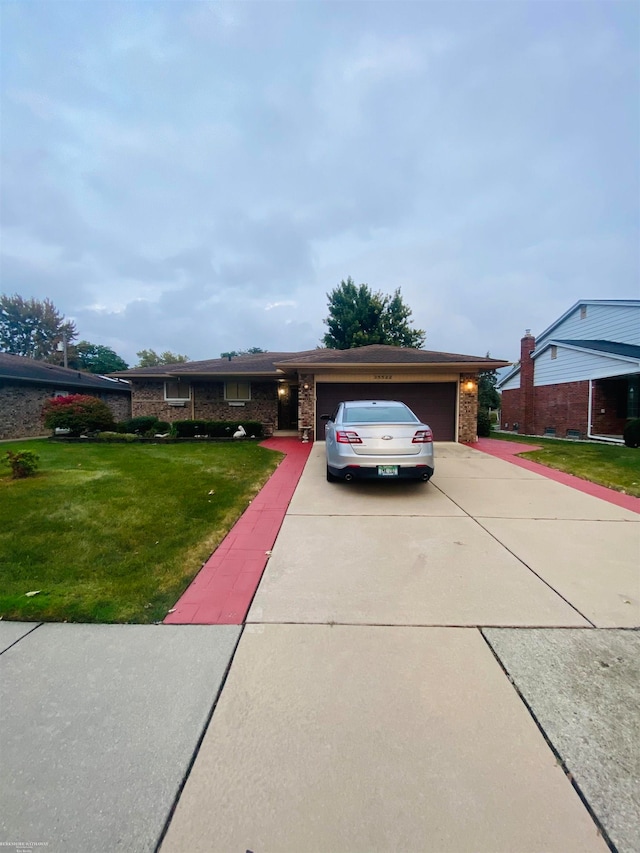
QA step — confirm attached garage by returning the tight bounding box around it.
[315,381,457,441]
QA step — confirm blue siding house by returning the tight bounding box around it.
[498,300,640,440]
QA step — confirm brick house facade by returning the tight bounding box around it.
[0,353,131,440]
[114,346,508,444]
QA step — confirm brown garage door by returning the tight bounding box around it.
[316,382,457,441]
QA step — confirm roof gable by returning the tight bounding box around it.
[537,300,640,345]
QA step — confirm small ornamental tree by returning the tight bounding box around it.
[42,394,115,436]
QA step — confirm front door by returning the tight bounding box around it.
[277,384,299,430]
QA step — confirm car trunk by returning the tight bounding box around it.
[347,423,423,456]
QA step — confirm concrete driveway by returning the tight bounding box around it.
[2,441,638,853]
[161,442,639,852]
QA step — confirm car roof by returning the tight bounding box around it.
[341,400,407,406]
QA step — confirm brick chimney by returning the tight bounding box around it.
[520,330,536,435]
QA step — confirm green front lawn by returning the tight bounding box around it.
[0,439,282,623]
[490,431,640,497]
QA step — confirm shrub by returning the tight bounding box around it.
[172,420,264,439]
[117,416,161,435]
[477,410,491,438]
[96,431,140,442]
[42,395,115,436]
[623,418,640,448]
[173,420,211,438]
[4,450,39,479]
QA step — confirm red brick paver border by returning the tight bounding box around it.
[164,438,313,625]
[470,437,640,515]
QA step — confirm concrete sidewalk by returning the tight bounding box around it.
[1,441,638,852]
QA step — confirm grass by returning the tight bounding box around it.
[490,431,640,497]
[0,439,282,624]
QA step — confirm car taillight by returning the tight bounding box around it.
[412,429,433,443]
[336,430,363,444]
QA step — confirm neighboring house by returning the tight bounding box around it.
[0,353,132,440]
[112,345,509,443]
[498,300,640,440]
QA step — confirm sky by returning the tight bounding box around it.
[1,1,638,368]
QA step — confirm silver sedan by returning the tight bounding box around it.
[322,400,435,483]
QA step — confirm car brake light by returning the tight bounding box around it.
[412,429,433,443]
[336,430,363,444]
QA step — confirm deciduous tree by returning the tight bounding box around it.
[322,278,425,349]
[0,294,77,360]
[135,349,190,367]
[478,354,501,411]
[74,341,129,374]
[220,347,266,358]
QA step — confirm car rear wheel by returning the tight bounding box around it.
[326,465,338,482]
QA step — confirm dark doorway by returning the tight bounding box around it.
[277,384,299,430]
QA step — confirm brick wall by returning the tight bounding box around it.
[298,373,315,440]
[500,388,521,432]
[533,381,589,437]
[500,381,590,437]
[0,383,131,440]
[591,379,628,435]
[458,375,478,442]
[131,379,278,435]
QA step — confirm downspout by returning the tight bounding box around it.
[587,379,593,439]
[191,383,195,420]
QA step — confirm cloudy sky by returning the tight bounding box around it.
[1,1,638,367]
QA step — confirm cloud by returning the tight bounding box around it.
[1,0,637,368]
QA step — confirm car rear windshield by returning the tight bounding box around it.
[343,406,419,424]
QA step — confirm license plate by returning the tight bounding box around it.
[378,465,398,477]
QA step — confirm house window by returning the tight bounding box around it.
[164,381,190,401]
[225,381,251,401]
[550,346,557,359]
[580,306,587,320]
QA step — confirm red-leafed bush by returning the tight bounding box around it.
[42,394,115,436]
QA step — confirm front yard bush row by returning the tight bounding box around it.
[172,420,264,438]
[41,398,264,441]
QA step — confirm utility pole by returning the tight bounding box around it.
[57,329,68,368]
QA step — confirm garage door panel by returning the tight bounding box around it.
[316,383,457,441]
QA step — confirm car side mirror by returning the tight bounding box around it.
[320,414,332,421]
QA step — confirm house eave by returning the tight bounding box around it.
[274,360,510,372]
[532,341,640,365]
[0,373,131,392]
